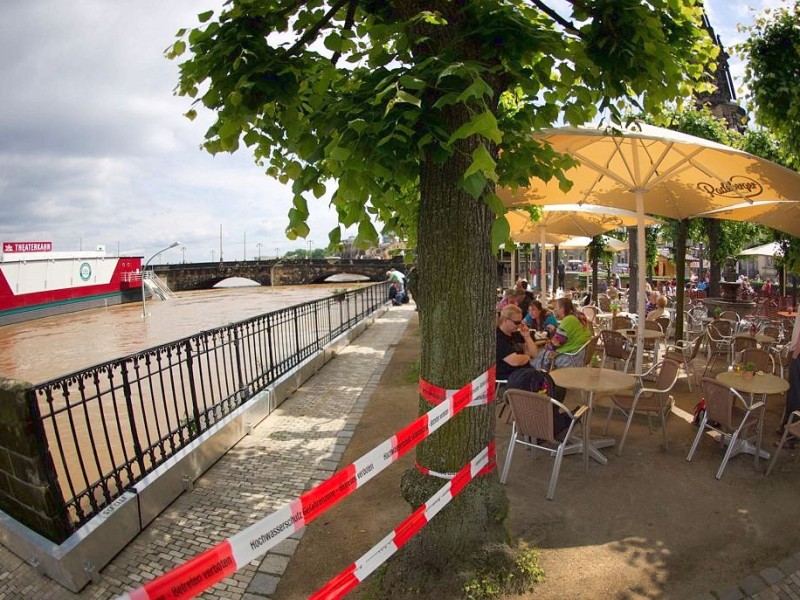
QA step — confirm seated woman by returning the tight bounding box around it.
[525,300,558,332]
[645,294,668,321]
[531,297,592,370]
[496,305,539,381]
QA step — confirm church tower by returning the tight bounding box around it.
[695,10,748,132]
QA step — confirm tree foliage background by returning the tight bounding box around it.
[169,1,720,594]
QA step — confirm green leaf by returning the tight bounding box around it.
[329,146,352,161]
[464,144,497,181]
[462,171,487,199]
[491,217,511,253]
[448,111,502,145]
[197,10,213,23]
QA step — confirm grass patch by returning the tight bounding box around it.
[404,359,419,383]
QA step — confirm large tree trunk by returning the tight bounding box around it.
[397,107,509,585]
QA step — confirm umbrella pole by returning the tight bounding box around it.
[635,190,646,374]
[541,228,548,303]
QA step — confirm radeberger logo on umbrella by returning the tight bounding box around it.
[697,176,762,198]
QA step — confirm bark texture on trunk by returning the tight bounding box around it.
[400,119,508,570]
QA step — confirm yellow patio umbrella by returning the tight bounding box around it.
[695,200,800,238]
[508,204,656,298]
[497,122,800,373]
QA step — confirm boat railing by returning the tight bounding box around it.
[26,281,391,541]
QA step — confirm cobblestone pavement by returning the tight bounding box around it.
[0,305,413,600]
[3,302,800,599]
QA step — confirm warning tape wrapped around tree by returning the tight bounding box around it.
[309,441,496,600]
[116,366,495,600]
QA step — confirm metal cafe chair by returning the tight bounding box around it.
[603,358,680,456]
[702,320,733,378]
[686,377,765,480]
[600,329,633,372]
[766,410,800,476]
[665,334,703,392]
[500,389,587,500]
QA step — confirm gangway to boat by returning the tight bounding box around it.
[143,272,176,300]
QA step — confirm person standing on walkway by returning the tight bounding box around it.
[780,312,800,447]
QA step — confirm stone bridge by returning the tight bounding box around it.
[153,258,406,291]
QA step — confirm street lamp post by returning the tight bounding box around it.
[256,242,263,261]
[142,241,180,318]
[181,245,187,263]
[211,249,215,262]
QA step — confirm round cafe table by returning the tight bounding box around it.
[733,332,777,345]
[716,370,789,467]
[549,367,635,472]
[615,327,666,363]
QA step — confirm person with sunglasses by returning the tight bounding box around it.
[497,305,539,380]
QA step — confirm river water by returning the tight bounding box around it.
[0,283,355,384]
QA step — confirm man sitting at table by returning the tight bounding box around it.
[531,297,592,370]
[496,305,539,380]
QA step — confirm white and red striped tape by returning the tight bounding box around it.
[309,441,496,600]
[117,366,495,600]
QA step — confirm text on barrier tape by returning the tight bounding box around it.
[309,441,496,600]
[116,366,494,600]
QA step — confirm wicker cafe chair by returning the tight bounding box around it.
[603,358,680,456]
[739,348,775,375]
[655,316,671,340]
[600,329,633,372]
[500,389,587,500]
[547,335,599,371]
[766,410,800,476]
[665,334,703,392]
[643,320,663,365]
[611,315,634,331]
[686,377,765,479]
[730,335,758,364]
[702,320,733,378]
[598,294,611,312]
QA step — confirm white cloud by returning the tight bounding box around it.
[0,0,775,263]
[0,0,350,263]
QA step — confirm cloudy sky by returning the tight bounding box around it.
[0,1,787,263]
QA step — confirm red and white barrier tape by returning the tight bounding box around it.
[419,364,495,408]
[117,366,495,600]
[309,441,496,600]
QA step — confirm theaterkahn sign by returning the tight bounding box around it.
[2,241,53,253]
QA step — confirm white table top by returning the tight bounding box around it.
[716,371,789,395]
[615,328,664,340]
[550,366,636,395]
[733,332,777,344]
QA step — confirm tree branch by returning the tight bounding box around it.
[284,0,352,58]
[331,0,358,65]
[528,0,580,36]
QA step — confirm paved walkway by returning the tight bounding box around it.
[2,303,800,599]
[0,305,414,600]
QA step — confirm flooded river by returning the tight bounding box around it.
[0,284,356,384]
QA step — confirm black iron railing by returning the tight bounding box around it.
[30,282,390,539]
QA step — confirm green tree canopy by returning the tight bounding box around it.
[171,2,718,595]
[737,1,800,165]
